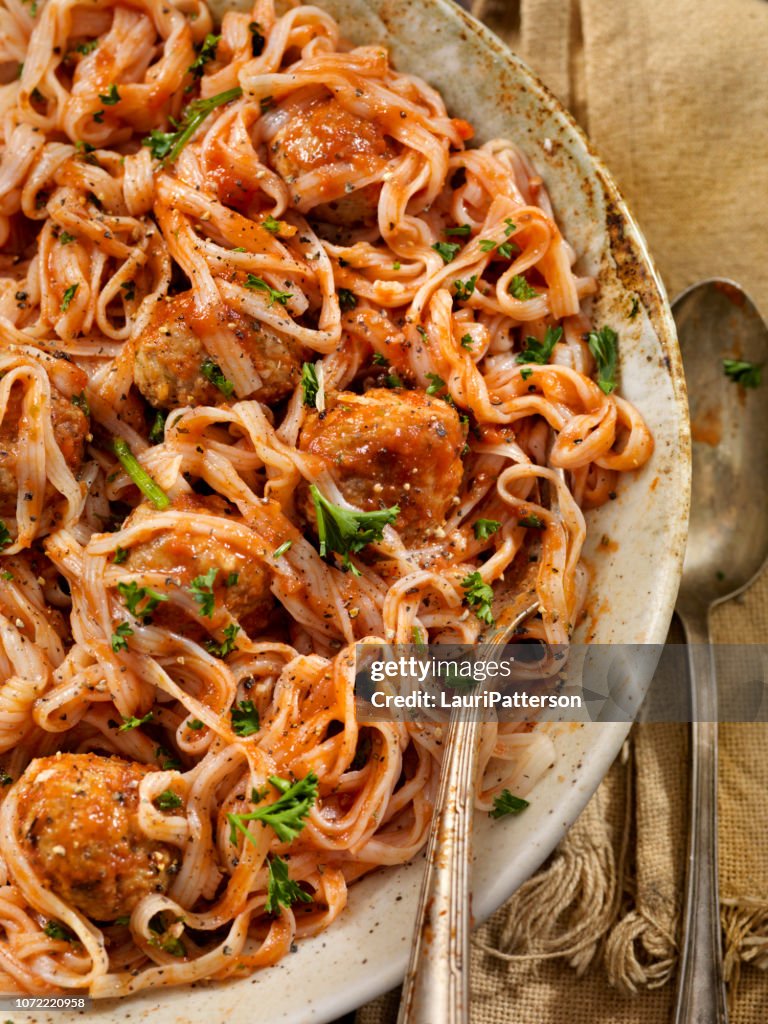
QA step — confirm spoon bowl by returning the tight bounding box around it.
[675,279,768,614]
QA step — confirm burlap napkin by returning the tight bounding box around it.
[357,0,768,1021]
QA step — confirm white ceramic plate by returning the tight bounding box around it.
[24,2,690,1021]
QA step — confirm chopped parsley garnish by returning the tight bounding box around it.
[112,438,171,509]
[338,288,358,310]
[76,39,98,54]
[43,920,74,942]
[71,391,89,416]
[0,571,13,581]
[200,357,235,398]
[629,296,640,319]
[205,623,240,659]
[0,767,12,785]
[93,110,104,123]
[490,790,529,818]
[445,224,472,236]
[98,84,120,105]
[111,621,133,653]
[509,275,538,301]
[189,568,217,618]
[149,409,167,444]
[244,274,292,306]
[273,540,292,558]
[301,361,321,407]
[520,366,533,381]
[460,571,495,626]
[0,521,12,549]
[154,790,183,811]
[460,334,474,350]
[723,358,762,389]
[225,571,239,587]
[118,710,153,732]
[117,581,168,621]
[60,283,78,312]
[453,275,477,301]
[516,325,563,365]
[120,280,135,301]
[227,772,319,845]
[497,241,519,259]
[386,372,404,389]
[518,514,545,529]
[187,33,219,82]
[266,855,313,914]
[473,519,501,540]
[231,699,260,736]
[432,241,460,264]
[188,719,204,731]
[262,214,281,234]
[586,325,619,394]
[113,546,129,564]
[310,485,399,576]
[59,231,76,245]
[372,351,389,365]
[142,87,242,164]
[156,746,181,771]
[425,373,446,395]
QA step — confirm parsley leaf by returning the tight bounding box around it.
[723,358,762,389]
[301,362,321,407]
[189,568,217,618]
[60,283,78,312]
[518,514,545,529]
[113,546,129,564]
[98,84,120,105]
[154,789,183,811]
[118,710,153,732]
[142,87,242,164]
[231,698,260,736]
[586,325,619,394]
[425,372,446,395]
[266,855,313,914]
[516,325,563,365]
[432,241,460,264]
[473,519,501,540]
[76,39,98,55]
[445,224,471,236]
[188,719,204,730]
[187,33,219,82]
[0,521,11,549]
[149,410,167,444]
[490,789,529,818]
[44,920,74,942]
[244,274,292,306]
[338,288,358,311]
[509,275,538,301]
[59,231,76,245]
[262,214,281,234]
[71,391,89,416]
[205,623,240,659]
[227,772,319,845]
[111,621,133,653]
[117,581,168,621]
[453,275,477,302]
[200,357,235,398]
[460,571,495,626]
[310,485,399,576]
[460,334,474,350]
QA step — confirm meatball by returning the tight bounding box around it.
[14,753,179,921]
[124,494,273,635]
[0,383,88,515]
[133,292,303,411]
[267,96,393,225]
[298,389,466,544]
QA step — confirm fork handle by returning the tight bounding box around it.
[674,609,729,1024]
[397,712,480,1024]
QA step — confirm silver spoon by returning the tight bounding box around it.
[672,279,768,1024]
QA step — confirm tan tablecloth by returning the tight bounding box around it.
[358,0,768,1020]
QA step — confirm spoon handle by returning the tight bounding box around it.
[396,711,480,1024]
[673,609,729,1024]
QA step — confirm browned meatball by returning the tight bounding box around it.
[133,292,303,411]
[14,753,179,921]
[299,389,466,544]
[124,494,273,635]
[267,96,393,225]
[0,382,88,515]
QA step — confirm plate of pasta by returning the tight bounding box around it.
[0,0,689,1020]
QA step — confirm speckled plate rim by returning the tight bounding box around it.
[20,3,690,1023]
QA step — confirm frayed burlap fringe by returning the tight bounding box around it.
[474,751,631,976]
[722,899,768,1008]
